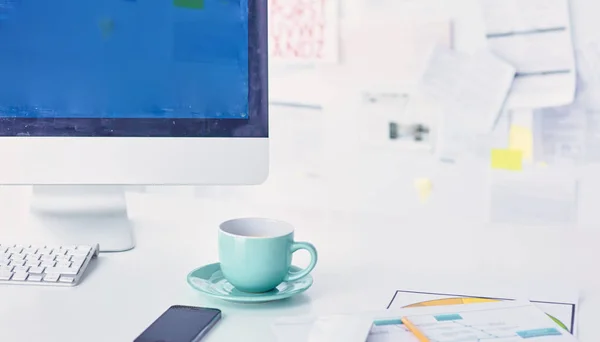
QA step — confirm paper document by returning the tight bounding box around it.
[400,301,578,341]
[488,169,578,225]
[343,19,453,94]
[532,105,600,164]
[272,293,578,342]
[268,0,339,65]
[479,0,576,108]
[407,45,514,160]
[387,289,578,335]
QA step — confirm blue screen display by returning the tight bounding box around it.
[0,0,268,137]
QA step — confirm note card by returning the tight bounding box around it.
[491,149,523,171]
[268,0,339,64]
[174,0,204,9]
[509,125,533,161]
[414,178,433,203]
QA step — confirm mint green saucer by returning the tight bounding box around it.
[186,263,313,303]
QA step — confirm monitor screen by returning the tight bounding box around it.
[0,0,268,137]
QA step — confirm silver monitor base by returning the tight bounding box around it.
[29,185,135,253]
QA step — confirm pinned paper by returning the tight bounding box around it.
[174,0,204,9]
[491,149,523,171]
[509,125,533,161]
[414,178,432,203]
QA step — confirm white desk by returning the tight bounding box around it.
[0,191,599,342]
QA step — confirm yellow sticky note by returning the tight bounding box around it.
[509,125,533,161]
[491,149,523,171]
[414,178,432,203]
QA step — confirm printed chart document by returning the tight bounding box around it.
[479,0,576,108]
[406,45,515,161]
[400,301,579,341]
[386,290,578,335]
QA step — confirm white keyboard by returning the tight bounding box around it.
[0,244,99,286]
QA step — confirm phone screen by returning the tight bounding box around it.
[134,305,221,342]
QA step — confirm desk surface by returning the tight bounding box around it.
[0,191,598,342]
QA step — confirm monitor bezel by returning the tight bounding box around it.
[0,0,269,138]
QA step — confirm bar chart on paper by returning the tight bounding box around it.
[386,290,577,334]
[400,301,578,341]
[403,297,569,332]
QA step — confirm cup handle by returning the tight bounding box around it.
[285,242,318,282]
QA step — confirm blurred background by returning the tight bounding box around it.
[4,0,600,229]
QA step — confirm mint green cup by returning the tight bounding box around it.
[218,218,318,293]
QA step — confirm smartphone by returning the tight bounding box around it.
[134,305,222,342]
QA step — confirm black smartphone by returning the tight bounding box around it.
[134,305,222,342]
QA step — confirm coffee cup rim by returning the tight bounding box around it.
[219,217,294,239]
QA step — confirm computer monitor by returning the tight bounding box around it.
[0,0,269,251]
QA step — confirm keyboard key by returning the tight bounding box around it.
[60,267,78,275]
[25,261,40,268]
[23,247,38,255]
[47,266,78,275]
[71,255,86,262]
[71,261,84,270]
[59,275,75,283]
[0,265,14,272]
[0,271,13,280]
[9,254,24,261]
[40,254,55,261]
[13,266,29,273]
[43,273,60,283]
[8,260,24,267]
[12,272,28,281]
[55,255,71,262]
[77,245,92,252]
[28,266,45,274]
[38,247,52,255]
[56,261,72,268]
[41,260,56,268]
[27,274,43,282]
[8,247,23,254]
[25,254,40,261]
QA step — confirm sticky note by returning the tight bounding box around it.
[491,149,523,171]
[174,0,204,9]
[414,178,432,203]
[509,125,533,161]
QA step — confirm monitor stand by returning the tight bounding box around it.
[28,185,135,253]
